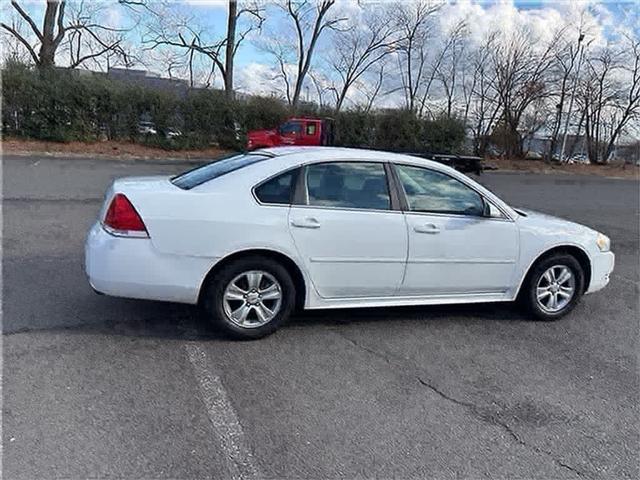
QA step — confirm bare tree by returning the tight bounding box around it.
[265,0,344,109]
[491,26,557,157]
[546,27,587,161]
[62,1,132,70]
[462,31,502,155]
[435,19,468,118]
[581,36,640,163]
[360,63,387,113]
[392,0,442,112]
[1,0,130,68]
[603,34,640,160]
[327,8,398,112]
[140,0,263,96]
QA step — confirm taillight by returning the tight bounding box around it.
[103,193,148,237]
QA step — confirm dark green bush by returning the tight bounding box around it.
[1,61,468,154]
[374,109,423,152]
[423,116,466,154]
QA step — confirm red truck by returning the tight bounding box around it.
[246,117,334,150]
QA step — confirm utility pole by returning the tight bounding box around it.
[559,32,586,162]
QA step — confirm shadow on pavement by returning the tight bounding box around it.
[60,294,527,342]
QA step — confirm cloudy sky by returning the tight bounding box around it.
[2,0,639,102]
[161,0,638,98]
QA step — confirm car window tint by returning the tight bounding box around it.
[396,164,484,216]
[306,162,390,210]
[172,153,270,190]
[306,123,316,135]
[255,169,298,204]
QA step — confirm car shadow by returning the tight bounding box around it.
[71,296,527,342]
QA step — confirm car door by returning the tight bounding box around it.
[289,161,407,299]
[393,163,518,296]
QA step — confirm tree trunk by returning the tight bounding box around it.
[38,1,61,68]
[224,0,237,98]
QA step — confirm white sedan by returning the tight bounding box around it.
[85,147,614,339]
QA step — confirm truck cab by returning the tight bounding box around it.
[247,117,333,150]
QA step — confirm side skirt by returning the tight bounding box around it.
[305,291,513,310]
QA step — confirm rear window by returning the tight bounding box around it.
[171,153,271,190]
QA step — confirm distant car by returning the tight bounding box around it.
[568,153,590,165]
[85,147,614,339]
[138,121,157,135]
[165,128,182,139]
[525,151,543,160]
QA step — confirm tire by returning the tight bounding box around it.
[520,253,585,321]
[202,256,296,339]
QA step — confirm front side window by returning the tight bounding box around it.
[306,162,390,210]
[279,121,302,135]
[395,164,484,216]
[254,169,298,204]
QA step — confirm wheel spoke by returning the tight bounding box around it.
[543,270,554,284]
[246,272,263,290]
[225,283,247,301]
[254,303,273,323]
[231,303,251,324]
[260,283,281,301]
[556,268,572,285]
[537,287,551,300]
[557,289,572,299]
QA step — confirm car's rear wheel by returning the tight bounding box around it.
[521,253,585,321]
[203,256,295,339]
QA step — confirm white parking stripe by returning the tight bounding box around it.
[185,344,260,480]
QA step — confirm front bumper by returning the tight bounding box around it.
[586,250,615,294]
[85,223,215,304]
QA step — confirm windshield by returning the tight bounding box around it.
[278,121,302,135]
[171,153,271,190]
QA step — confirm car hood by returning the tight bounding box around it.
[247,129,276,139]
[516,208,594,235]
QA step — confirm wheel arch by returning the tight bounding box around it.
[516,245,592,299]
[198,248,307,311]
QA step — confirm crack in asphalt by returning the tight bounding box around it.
[335,330,591,479]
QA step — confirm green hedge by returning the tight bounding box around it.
[2,61,466,154]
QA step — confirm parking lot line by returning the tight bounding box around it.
[185,343,260,480]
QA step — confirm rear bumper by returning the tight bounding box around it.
[586,251,615,294]
[85,223,216,304]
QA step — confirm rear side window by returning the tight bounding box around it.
[306,162,390,210]
[172,153,271,190]
[254,169,299,204]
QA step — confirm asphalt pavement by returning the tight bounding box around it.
[2,154,639,479]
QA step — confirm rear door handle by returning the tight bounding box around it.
[414,223,440,234]
[291,217,321,229]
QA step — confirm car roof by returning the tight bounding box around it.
[256,146,443,168]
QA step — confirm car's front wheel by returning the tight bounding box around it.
[521,253,585,321]
[203,256,296,339]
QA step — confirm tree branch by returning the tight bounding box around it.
[10,0,43,41]
[1,22,40,64]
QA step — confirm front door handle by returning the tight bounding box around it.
[414,223,440,234]
[291,217,321,229]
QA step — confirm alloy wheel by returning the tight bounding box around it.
[535,264,576,313]
[222,270,283,328]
